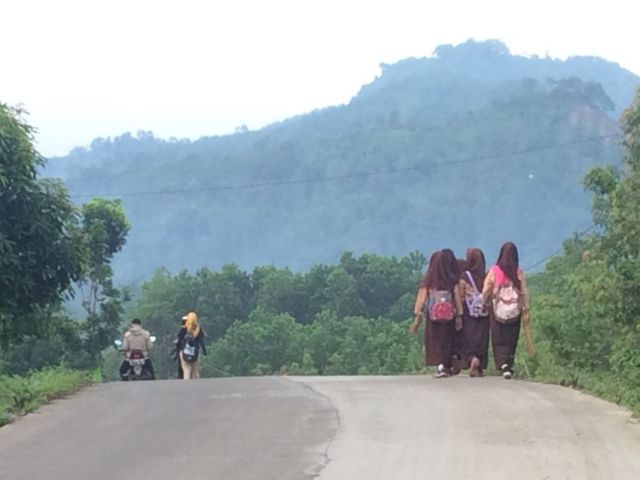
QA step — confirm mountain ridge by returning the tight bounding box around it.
[47,40,639,283]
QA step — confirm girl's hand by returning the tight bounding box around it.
[409,316,421,334]
[455,316,463,331]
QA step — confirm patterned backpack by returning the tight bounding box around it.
[493,266,521,322]
[427,290,455,322]
[464,271,488,318]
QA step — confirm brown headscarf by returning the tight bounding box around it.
[462,247,486,289]
[419,251,441,288]
[440,248,461,290]
[422,249,458,292]
[496,242,521,289]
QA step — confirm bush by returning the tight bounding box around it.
[0,366,92,426]
[2,336,67,376]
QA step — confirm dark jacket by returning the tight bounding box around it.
[176,327,207,357]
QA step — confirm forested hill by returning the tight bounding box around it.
[49,40,639,282]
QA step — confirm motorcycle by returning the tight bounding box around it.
[114,336,156,381]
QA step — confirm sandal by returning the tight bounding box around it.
[469,357,481,377]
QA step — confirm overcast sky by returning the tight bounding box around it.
[2,0,638,157]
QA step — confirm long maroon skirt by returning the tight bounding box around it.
[424,319,455,368]
[491,316,521,370]
[462,309,490,370]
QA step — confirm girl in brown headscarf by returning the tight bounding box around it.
[481,242,530,379]
[411,251,463,378]
[440,249,464,374]
[458,248,490,377]
[440,248,462,289]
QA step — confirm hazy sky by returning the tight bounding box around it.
[2,0,638,157]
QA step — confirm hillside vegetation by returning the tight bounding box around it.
[50,40,638,282]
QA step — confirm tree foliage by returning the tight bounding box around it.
[0,105,131,372]
[528,87,640,411]
[76,198,131,359]
[134,252,423,378]
[0,104,85,347]
[200,310,424,377]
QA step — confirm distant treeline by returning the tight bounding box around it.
[115,251,426,379]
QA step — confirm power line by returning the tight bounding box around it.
[69,133,621,199]
[524,223,598,271]
[65,133,613,271]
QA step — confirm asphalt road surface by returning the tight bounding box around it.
[1,375,640,480]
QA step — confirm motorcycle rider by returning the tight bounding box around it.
[119,318,155,380]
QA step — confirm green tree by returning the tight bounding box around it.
[76,198,131,359]
[0,104,85,347]
[528,88,640,411]
[325,267,365,319]
[79,198,130,316]
[255,269,309,322]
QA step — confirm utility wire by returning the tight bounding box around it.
[69,133,621,199]
[65,133,615,271]
[524,223,598,271]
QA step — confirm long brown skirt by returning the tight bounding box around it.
[424,319,455,368]
[491,316,521,370]
[462,313,490,370]
[453,326,465,361]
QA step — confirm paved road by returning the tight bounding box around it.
[0,378,336,480]
[298,376,640,480]
[1,376,640,480]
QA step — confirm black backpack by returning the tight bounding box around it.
[182,333,200,363]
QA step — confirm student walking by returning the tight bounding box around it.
[441,250,465,374]
[177,312,207,380]
[411,251,463,378]
[482,242,530,379]
[458,248,490,377]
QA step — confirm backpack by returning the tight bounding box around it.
[464,271,488,318]
[182,333,200,363]
[494,280,521,323]
[427,290,455,322]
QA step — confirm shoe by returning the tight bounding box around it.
[501,364,513,379]
[435,364,449,378]
[469,357,481,377]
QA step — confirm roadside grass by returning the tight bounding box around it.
[515,344,640,416]
[0,366,97,427]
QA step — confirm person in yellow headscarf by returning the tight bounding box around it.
[177,312,206,379]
